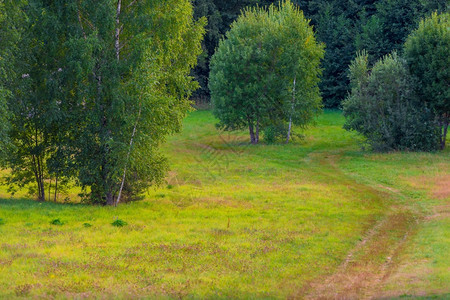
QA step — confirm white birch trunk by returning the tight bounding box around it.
[286,76,296,143]
[115,104,141,206]
[115,0,121,61]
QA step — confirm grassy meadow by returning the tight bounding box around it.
[0,110,449,298]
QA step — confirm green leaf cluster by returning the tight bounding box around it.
[0,0,26,163]
[192,0,274,100]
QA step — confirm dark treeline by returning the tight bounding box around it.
[192,0,448,107]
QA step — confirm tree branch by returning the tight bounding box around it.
[115,101,142,206]
[77,1,87,39]
[126,0,140,10]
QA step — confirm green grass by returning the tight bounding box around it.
[0,110,448,298]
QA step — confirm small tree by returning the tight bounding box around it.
[404,12,450,149]
[343,51,440,152]
[209,0,324,144]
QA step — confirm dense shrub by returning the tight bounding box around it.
[111,219,128,227]
[343,51,440,152]
[50,219,64,226]
[263,124,288,144]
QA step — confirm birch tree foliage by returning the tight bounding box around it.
[2,0,205,204]
[82,0,206,204]
[275,1,323,142]
[73,0,206,205]
[3,0,99,201]
[209,0,323,144]
[0,0,26,162]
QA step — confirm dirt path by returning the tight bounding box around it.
[304,209,418,299]
[300,154,423,299]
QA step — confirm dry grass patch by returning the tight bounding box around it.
[406,171,450,201]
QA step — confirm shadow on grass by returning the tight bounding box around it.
[0,198,89,210]
[393,294,450,299]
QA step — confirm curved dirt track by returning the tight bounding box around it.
[298,155,428,299]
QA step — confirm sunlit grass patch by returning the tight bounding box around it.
[0,110,448,298]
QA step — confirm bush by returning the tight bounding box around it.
[264,124,288,144]
[111,219,127,227]
[50,219,64,226]
[343,51,440,152]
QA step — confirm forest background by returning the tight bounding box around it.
[192,0,448,108]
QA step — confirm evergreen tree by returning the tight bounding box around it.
[356,0,424,63]
[315,3,355,107]
[355,13,387,65]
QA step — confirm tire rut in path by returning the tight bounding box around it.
[297,154,421,299]
[302,208,417,299]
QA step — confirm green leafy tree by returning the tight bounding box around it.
[192,0,275,101]
[195,0,445,109]
[209,0,323,144]
[70,0,205,205]
[343,51,440,152]
[404,12,450,149]
[3,1,205,204]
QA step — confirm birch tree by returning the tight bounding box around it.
[2,0,205,204]
[73,0,205,205]
[2,0,83,201]
[209,0,323,144]
[0,0,26,164]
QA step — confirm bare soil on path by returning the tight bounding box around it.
[300,155,448,299]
